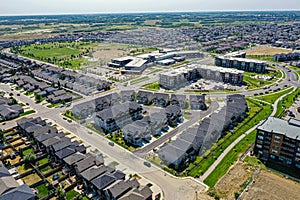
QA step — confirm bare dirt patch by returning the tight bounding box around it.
[241,170,300,200]
[215,162,256,200]
[247,46,292,56]
[91,43,133,63]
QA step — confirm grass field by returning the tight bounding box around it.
[275,87,300,117]
[35,184,49,199]
[12,41,97,70]
[244,75,273,89]
[253,87,293,104]
[141,82,161,91]
[247,46,292,56]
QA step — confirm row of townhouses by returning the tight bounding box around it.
[158,94,248,170]
[72,91,206,120]
[12,117,153,200]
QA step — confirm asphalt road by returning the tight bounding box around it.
[0,83,208,200]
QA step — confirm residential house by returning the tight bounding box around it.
[120,90,135,102]
[94,102,143,133]
[164,105,182,126]
[136,91,153,105]
[189,95,206,110]
[153,93,169,107]
[170,94,187,109]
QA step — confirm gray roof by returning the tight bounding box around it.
[0,176,19,195]
[75,155,104,173]
[1,184,35,200]
[0,163,10,178]
[258,117,300,140]
[91,172,117,190]
[80,165,107,181]
[63,152,86,166]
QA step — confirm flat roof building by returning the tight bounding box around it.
[254,117,300,169]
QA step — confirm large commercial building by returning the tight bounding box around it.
[159,64,244,90]
[215,55,267,73]
[254,117,300,169]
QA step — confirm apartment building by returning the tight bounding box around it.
[159,64,243,90]
[215,56,267,73]
[254,117,300,169]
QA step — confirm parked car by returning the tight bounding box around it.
[144,161,151,167]
[108,141,114,146]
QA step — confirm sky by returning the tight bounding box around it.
[0,0,299,16]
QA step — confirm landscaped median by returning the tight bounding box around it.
[253,86,293,104]
[141,82,161,91]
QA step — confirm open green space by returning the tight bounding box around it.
[253,87,293,104]
[66,189,79,200]
[204,130,257,187]
[275,87,300,117]
[189,98,271,178]
[12,41,98,70]
[244,75,272,89]
[247,55,275,62]
[141,82,161,91]
[23,148,34,155]
[37,157,49,166]
[35,183,49,199]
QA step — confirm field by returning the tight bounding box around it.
[214,162,256,200]
[12,41,98,70]
[241,170,300,200]
[247,46,292,56]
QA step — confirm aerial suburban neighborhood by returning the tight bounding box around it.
[0,2,300,200]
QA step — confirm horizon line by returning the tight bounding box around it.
[0,9,300,17]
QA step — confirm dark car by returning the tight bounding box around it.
[108,141,114,146]
[26,103,29,106]
[144,161,151,167]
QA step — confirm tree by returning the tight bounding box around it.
[24,153,36,166]
[35,94,43,103]
[55,186,65,200]
[0,129,4,143]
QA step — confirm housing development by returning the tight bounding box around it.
[0,9,300,200]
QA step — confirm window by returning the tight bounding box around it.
[270,155,275,159]
[258,151,263,155]
[272,149,278,154]
[258,135,264,140]
[258,131,265,136]
[274,135,281,140]
[286,161,292,165]
[256,144,262,149]
[279,157,284,161]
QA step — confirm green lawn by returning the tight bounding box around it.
[254,87,293,104]
[12,41,96,70]
[40,165,52,173]
[247,55,275,62]
[244,75,272,89]
[36,184,49,199]
[204,130,257,187]
[37,157,49,166]
[23,148,33,155]
[275,87,300,117]
[19,110,36,117]
[66,189,79,200]
[141,82,161,91]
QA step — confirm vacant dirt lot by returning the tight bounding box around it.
[241,170,300,200]
[92,43,132,63]
[215,162,256,200]
[247,46,292,56]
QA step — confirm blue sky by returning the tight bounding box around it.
[0,0,299,15]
